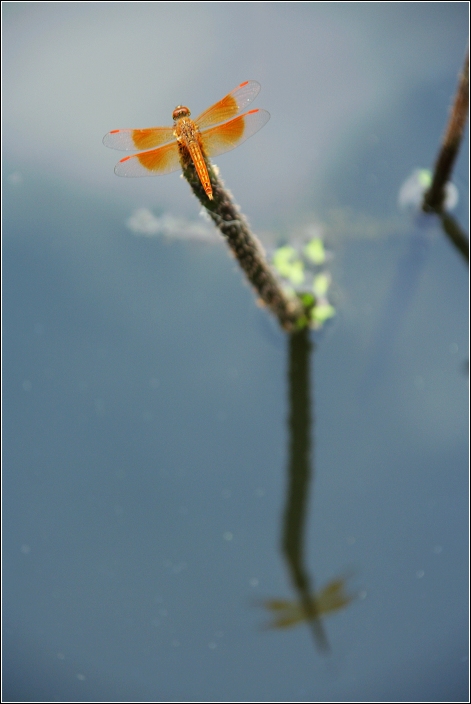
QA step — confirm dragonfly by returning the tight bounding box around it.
[103,80,270,200]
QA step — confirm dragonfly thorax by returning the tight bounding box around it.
[173,105,191,121]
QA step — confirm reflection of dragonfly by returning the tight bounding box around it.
[103,81,270,200]
[259,574,357,631]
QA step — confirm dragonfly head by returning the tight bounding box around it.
[173,105,191,121]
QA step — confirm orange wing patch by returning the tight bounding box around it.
[114,142,181,177]
[131,128,175,150]
[195,80,262,129]
[103,127,174,151]
[202,109,270,158]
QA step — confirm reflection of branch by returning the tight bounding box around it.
[281,328,330,652]
[258,329,356,646]
[180,155,308,331]
[423,49,469,214]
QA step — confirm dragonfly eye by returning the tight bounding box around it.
[173,105,190,120]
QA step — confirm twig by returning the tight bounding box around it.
[423,49,469,213]
[180,153,309,332]
[439,211,469,262]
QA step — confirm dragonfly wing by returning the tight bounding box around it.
[195,80,262,130]
[201,108,270,158]
[103,127,175,151]
[114,142,181,177]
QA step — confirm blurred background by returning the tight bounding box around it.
[3,3,469,701]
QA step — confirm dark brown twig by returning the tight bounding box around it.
[439,210,469,262]
[423,49,469,213]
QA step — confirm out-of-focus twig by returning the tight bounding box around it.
[440,211,469,262]
[423,49,469,214]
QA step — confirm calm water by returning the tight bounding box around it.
[3,3,468,702]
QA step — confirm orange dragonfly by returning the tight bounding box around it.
[103,80,270,200]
